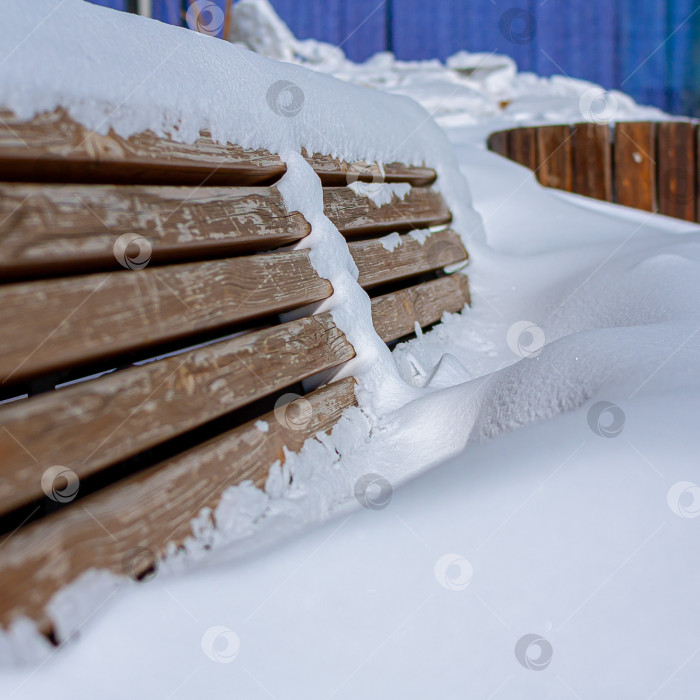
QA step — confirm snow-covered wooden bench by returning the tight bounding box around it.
[0,108,469,634]
[488,121,698,221]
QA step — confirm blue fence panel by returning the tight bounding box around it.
[151,0,182,26]
[390,0,538,71]
[569,1,616,88]
[85,0,700,116]
[665,0,700,116]
[615,0,668,111]
[270,0,386,62]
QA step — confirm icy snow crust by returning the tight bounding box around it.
[4,2,700,692]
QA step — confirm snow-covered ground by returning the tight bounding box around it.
[3,0,700,697]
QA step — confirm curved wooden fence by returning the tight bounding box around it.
[488,121,699,222]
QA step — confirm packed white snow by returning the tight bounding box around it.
[2,0,700,697]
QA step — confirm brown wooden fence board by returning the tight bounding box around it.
[571,123,612,201]
[487,131,508,159]
[614,121,657,212]
[0,109,435,188]
[657,121,697,221]
[350,229,467,289]
[323,186,451,236]
[0,184,311,279]
[370,275,471,342]
[536,125,573,191]
[0,313,355,515]
[0,252,333,385]
[507,127,538,171]
[0,378,357,630]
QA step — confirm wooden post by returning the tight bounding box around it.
[657,121,696,222]
[613,122,657,212]
[536,125,573,191]
[571,123,613,201]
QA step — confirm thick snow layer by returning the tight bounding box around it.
[3,1,700,696]
[230,0,666,133]
[3,395,700,698]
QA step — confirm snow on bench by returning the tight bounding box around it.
[488,121,699,221]
[0,109,469,635]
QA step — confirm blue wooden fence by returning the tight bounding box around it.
[86,0,700,116]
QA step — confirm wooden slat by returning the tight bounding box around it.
[370,275,471,342]
[0,378,358,630]
[349,229,468,289]
[487,130,509,159]
[536,125,573,192]
[303,151,436,187]
[0,184,311,279]
[0,184,452,279]
[0,251,333,385]
[0,313,355,515]
[507,127,538,171]
[323,186,451,237]
[614,122,657,212]
[571,123,612,201]
[657,121,696,221]
[0,109,285,186]
[0,109,436,188]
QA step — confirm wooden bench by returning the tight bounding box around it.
[0,108,470,636]
[488,121,699,222]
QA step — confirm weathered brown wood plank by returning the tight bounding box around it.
[487,130,509,159]
[0,378,358,630]
[0,313,355,516]
[0,184,311,278]
[507,127,538,171]
[0,108,285,186]
[657,121,696,221]
[303,151,436,187]
[371,275,471,342]
[349,229,468,289]
[614,122,657,212]
[324,186,451,237]
[0,109,436,187]
[571,123,613,201]
[0,184,452,279]
[536,125,573,192]
[0,251,333,385]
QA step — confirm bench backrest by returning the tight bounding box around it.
[0,109,470,634]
